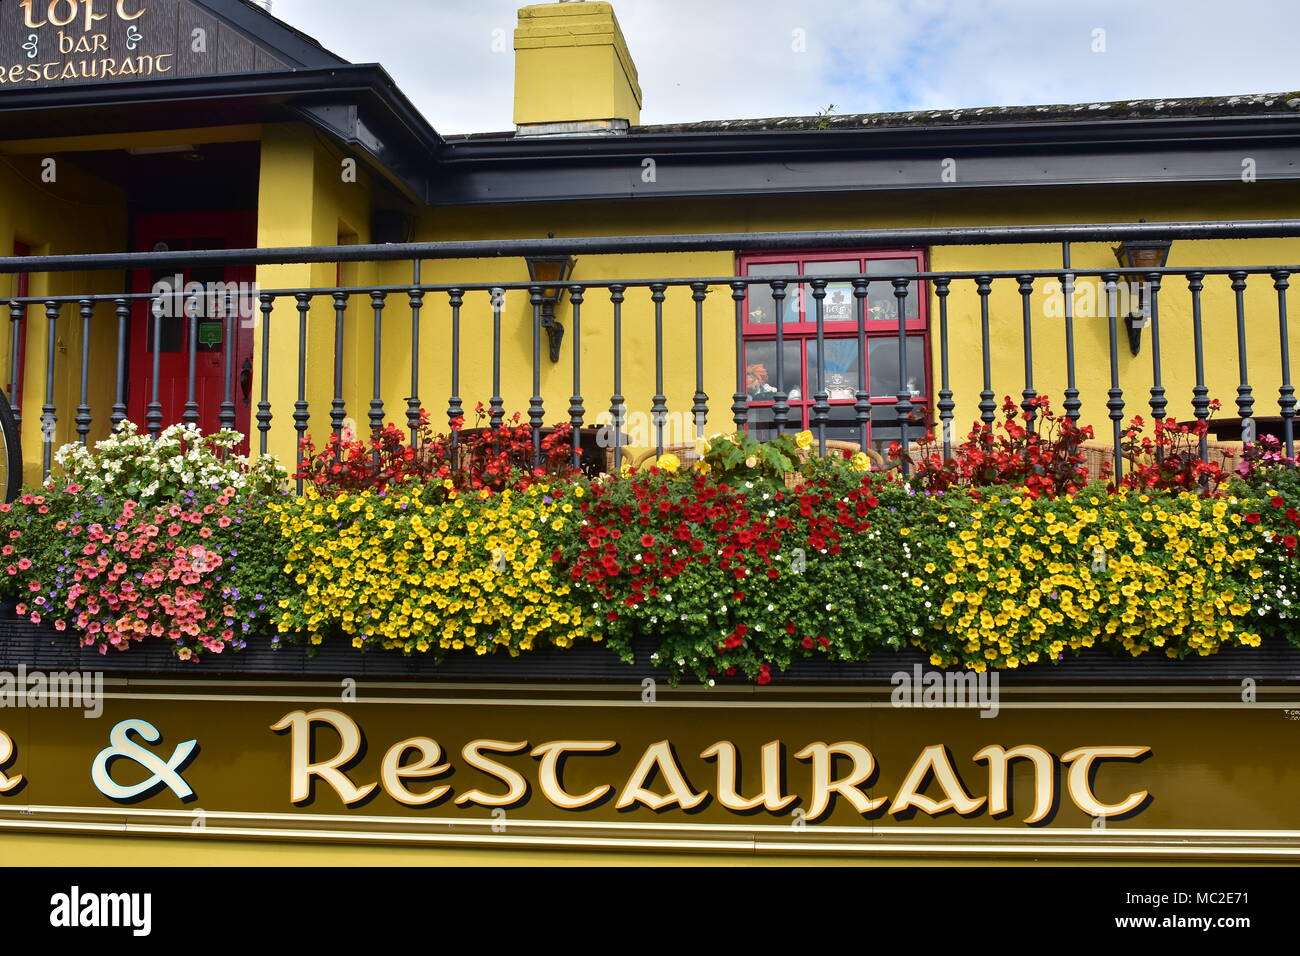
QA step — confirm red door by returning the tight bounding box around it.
[128,211,256,445]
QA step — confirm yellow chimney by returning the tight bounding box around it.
[514,1,642,133]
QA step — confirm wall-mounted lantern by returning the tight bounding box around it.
[525,254,577,362]
[1112,233,1172,356]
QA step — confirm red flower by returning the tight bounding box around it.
[1246,513,1261,524]
[801,636,814,649]
[1274,497,1286,508]
[640,534,655,548]
[1285,535,1298,549]
[784,622,796,634]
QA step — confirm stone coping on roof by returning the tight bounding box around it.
[445,91,1300,142]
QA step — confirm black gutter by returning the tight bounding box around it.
[1,219,1297,274]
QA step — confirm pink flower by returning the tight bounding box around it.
[29,613,41,624]
[54,619,66,631]
[167,523,181,537]
[15,603,26,615]
[16,558,30,570]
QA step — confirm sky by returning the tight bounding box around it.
[264,0,1299,135]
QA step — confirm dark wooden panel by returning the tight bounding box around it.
[175,1,222,78]
[0,0,292,91]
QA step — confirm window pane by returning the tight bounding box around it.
[746,263,797,325]
[866,259,919,321]
[867,336,925,398]
[807,338,862,400]
[745,339,801,401]
[803,259,859,324]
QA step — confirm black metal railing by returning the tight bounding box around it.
[1,220,1297,492]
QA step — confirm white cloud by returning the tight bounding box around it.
[265,0,1298,135]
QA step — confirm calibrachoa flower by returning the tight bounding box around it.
[918,487,1263,669]
[272,481,593,655]
[0,486,267,658]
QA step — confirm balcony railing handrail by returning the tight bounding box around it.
[1,219,1299,275]
[4,264,1300,306]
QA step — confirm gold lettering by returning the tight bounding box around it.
[20,0,47,29]
[888,744,986,817]
[42,62,59,80]
[118,56,137,75]
[615,740,706,811]
[379,737,451,807]
[115,0,146,21]
[268,709,376,807]
[454,739,529,808]
[974,744,1055,824]
[100,57,117,77]
[530,740,616,810]
[48,0,78,28]
[1061,746,1151,818]
[92,33,107,52]
[794,741,884,821]
[81,0,107,32]
[0,728,23,793]
[702,740,795,812]
[59,62,77,79]
[154,52,172,73]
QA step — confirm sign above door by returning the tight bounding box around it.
[0,0,310,89]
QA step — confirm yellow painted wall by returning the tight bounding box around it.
[0,150,126,485]
[3,118,1298,479]
[401,182,1300,461]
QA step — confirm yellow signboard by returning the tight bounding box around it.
[1,679,1298,861]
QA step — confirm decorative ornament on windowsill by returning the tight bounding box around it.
[1112,222,1173,357]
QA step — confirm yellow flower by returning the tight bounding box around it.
[658,453,681,474]
[794,430,814,450]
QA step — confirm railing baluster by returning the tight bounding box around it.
[1188,273,1210,464]
[42,300,60,476]
[771,280,789,434]
[1275,270,1295,459]
[730,281,748,435]
[650,282,667,457]
[811,277,829,455]
[257,292,274,457]
[183,292,200,427]
[569,284,585,470]
[1103,273,1124,481]
[447,289,463,441]
[1061,243,1081,421]
[894,276,913,473]
[1018,275,1036,425]
[75,299,92,445]
[408,261,424,444]
[1231,271,1255,442]
[853,277,870,452]
[294,293,311,490]
[330,292,347,445]
[369,291,386,438]
[111,298,128,430]
[976,277,995,428]
[147,297,163,439]
[490,288,504,430]
[935,277,954,459]
[529,285,544,464]
[609,285,626,467]
[1147,274,1167,462]
[8,301,24,425]
[691,282,709,441]
[219,287,236,433]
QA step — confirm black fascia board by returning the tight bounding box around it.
[430,112,1300,205]
[0,65,443,202]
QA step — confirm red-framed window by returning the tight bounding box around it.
[8,242,30,405]
[740,249,930,453]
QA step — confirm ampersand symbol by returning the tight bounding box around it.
[91,718,198,802]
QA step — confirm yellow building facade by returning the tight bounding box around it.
[1,0,1299,866]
